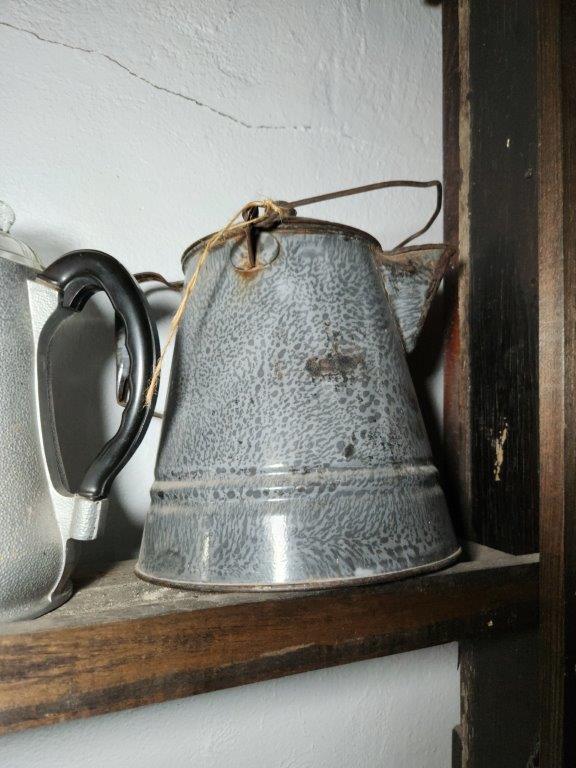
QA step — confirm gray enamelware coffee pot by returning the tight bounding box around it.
[136,181,460,590]
[0,203,158,621]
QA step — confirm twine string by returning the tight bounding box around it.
[144,198,292,406]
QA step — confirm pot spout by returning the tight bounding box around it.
[376,244,453,353]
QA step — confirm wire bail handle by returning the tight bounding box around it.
[240,178,442,265]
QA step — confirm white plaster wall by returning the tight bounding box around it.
[0,1,458,766]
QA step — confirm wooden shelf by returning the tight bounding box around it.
[0,544,538,735]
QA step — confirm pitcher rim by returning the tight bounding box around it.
[181,217,452,271]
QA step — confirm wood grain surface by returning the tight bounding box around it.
[0,548,537,736]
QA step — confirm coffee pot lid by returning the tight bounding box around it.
[182,179,443,270]
[0,201,43,270]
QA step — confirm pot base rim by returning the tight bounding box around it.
[134,546,462,593]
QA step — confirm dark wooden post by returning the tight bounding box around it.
[459,633,539,767]
[445,0,576,764]
[443,0,541,764]
[443,0,539,556]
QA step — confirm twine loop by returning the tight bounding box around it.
[144,198,293,406]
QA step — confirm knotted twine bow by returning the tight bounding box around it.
[144,198,293,406]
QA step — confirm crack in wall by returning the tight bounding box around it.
[0,19,396,157]
[0,19,311,132]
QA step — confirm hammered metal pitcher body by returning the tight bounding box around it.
[0,251,71,620]
[137,219,460,589]
[0,204,158,621]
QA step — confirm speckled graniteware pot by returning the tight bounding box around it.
[137,219,460,590]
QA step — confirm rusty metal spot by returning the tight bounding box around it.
[231,231,280,275]
[306,334,365,384]
[235,262,262,280]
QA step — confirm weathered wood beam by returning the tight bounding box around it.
[537,0,576,764]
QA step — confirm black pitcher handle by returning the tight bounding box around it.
[40,250,160,500]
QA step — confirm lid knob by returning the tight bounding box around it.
[0,201,16,234]
[0,201,43,270]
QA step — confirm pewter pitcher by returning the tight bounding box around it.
[0,203,158,621]
[137,181,460,590]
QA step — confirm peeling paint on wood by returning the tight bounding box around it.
[493,421,509,482]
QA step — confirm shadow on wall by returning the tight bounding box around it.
[49,292,177,565]
[48,297,143,564]
[408,285,446,473]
